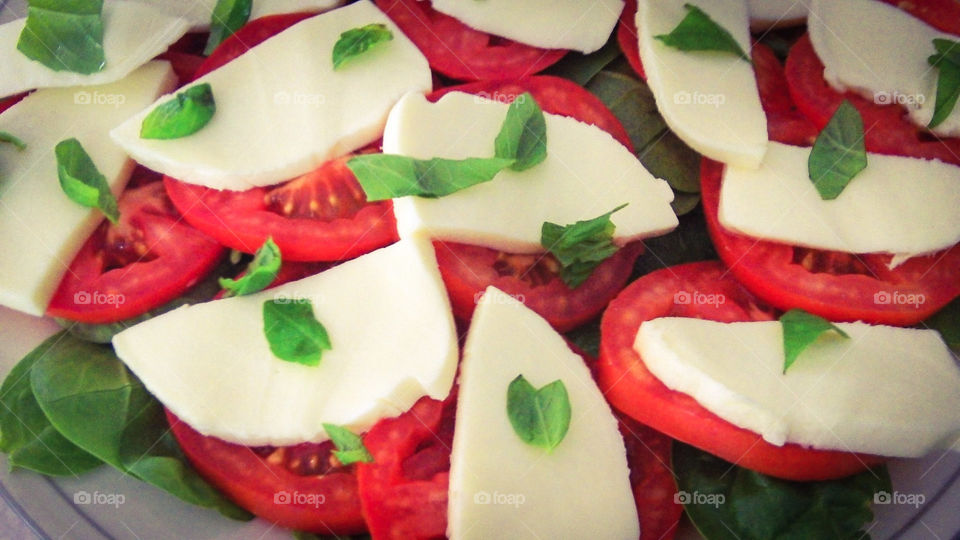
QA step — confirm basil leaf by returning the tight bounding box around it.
[219,238,281,297]
[17,0,105,74]
[780,309,849,373]
[927,39,960,129]
[140,83,216,140]
[541,204,627,288]
[494,92,547,171]
[332,23,393,70]
[323,423,373,466]
[544,35,622,86]
[654,3,750,62]
[506,375,571,453]
[807,100,867,200]
[55,137,119,223]
[674,442,890,540]
[204,0,252,56]
[263,299,332,366]
[348,154,514,201]
[0,131,27,151]
[0,332,102,476]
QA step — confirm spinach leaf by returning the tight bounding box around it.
[924,296,960,355]
[543,35,622,85]
[17,0,106,74]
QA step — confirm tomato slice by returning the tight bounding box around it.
[618,415,682,540]
[596,261,885,481]
[374,0,566,81]
[752,43,818,146]
[46,174,224,324]
[617,0,645,79]
[193,12,316,79]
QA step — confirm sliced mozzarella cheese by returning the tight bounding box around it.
[448,287,639,540]
[0,61,176,317]
[132,0,342,31]
[637,0,767,168]
[430,0,624,54]
[385,92,678,253]
[0,1,189,99]
[748,0,808,30]
[636,317,960,456]
[719,141,960,258]
[112,238,458,446]
[111,1,431,190]
[809,0,960,137]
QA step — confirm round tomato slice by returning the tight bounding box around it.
[618,415,682,540]
[374,0,566,81]
[752,43,818,146]
[596,261,885,481]
[46,176,224,324]
[193,12,316,79]
[166,411,366,535]
[617,0,645,79]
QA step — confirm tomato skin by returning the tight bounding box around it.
[597,262,885,481]
[618,415,681,540]
[617,0,645,79]
[752,44,818,146]
[193,12,316,78]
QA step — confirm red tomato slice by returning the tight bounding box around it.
[46,175,224,324]
[193,12,316,79]
[596,261,885,481]
[877,0,960,34]
[166,411,366,535]
[617,0,645,79]
[0,93,27,114]
[752,43,818,146]
[618,415,682,540]
[374,0,566,81]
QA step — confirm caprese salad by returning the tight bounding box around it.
[0,0,959,539]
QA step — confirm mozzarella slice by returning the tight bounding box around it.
[719,141,960,258]
[385,92,678,253]
[131,0,342,31]
[448,287,639,540]
[111,1,432,190]
[637,0,767,168]
[0,1,189,99]
[0,61,176,317]
[748,0,808,30]
[112,238,458,447]
[430,0,624,54]
[809,0,960,137]
[636,317,960,457]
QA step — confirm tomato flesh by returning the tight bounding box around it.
[193,13,316,79]
[617,0,645,79]
[618,415,682,540]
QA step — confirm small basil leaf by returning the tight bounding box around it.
[348,154,514,201]
[808,100,867,200]
[494,92,547,171]
[541,204,627,288]
[17,0,106,74]
[927,39,960,129]
[263,299,332,366]
[140,83,216,140]
[323,423,373,466]
[219,237,281,297]
[0,131,27,151]
[204,0,252,56]
[332,23,393,70]
[780,309,849,373]
[55,138,119,223]
[654,3,750,62]
[506,374,571,453]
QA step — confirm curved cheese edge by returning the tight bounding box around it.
[747,0,807,30]
[430,0,624,54]
[112,237,458,446]
[385,91,678,254]
[0,1,190,99]
[0,61,177,317]
[110,1,432,190]
[448,287,639,540]
[637,0,767,169]
[636,317,960,457]
[718,141,960,259]
[132,0,343,31]
[809,0,960,138]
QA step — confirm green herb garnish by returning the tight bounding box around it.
[506,374,571,453]
[654,3,750,62]
[17,0,106,74]
[541,204,627,288]
[332,23,393,70]
[0,131,27,151]
[927,38,960,129]
[55,138,119,223]
[323,423,373,465]
[204,0,252,56]
[140,83,216,140]
[780,309,849,373]
[808,100,867,200]
[263,299,332,366]
[494,91,547,171]
[219,238,281,297]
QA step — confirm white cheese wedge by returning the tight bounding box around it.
[637,0,767,168]
[0,61,176,317]
[112,238,458,446]
[0,1,189,99]
[719,141,960,258]
[430,0,624,54]
[809,0,960,137]
[636,317,960,456]
[132,0,342,31]
[748,0,808,30]
[111,1,432,190]
[448,287,639,540]
[385,92,678,253]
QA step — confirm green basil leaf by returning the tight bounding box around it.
[263,299,332,366]
[140,83,216,140]
[323,423,373,466]
[204,0,252,56]
[219,237,281,297]
[927,39,960,129]
[506,374,571,453]
[332,23,393,70]
[923,296,960,355]
[0,131,27,151]
[541,204,627,288]
[348,154,514,201]
[544,35,622,86]
[780,309,849,373]
[16,0,105,74]
[654,3,750,62]
[55,137,119,223]
[494,92,547,171]
[807,100,867,200]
